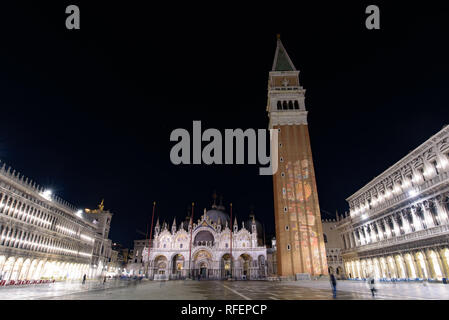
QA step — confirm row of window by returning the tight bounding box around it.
[0,191,94,243]
[351,157,448,211]
[0,224,92,258]
[0,180,82,228]
[276,100,300,110]
[343,203,447,249]
[327,255,343,263]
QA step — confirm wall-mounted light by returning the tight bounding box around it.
[41,189,53,201]
[408,189,418,198]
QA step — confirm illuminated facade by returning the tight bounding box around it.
[268,36,328,278]
[0,161,113,282]
[337,125,449,281]
[321,219,345,278]
[127,201,267,280]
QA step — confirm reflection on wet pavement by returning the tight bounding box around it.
[1,279,448,300]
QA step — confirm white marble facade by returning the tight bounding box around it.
[128,203,267,280]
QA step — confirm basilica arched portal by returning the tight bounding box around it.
[193,249,213,279]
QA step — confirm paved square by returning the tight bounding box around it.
[1,279,448,300]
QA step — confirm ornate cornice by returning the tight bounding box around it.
[268,111,308,128]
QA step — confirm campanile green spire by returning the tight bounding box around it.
[272,34,296,71]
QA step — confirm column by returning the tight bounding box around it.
[433,249,447,279]
[391,214,401,236]
[341,234,347,249]
[410,207,422,231]
[383,218,392,238]
[5,228,13,247]
[410,252,420,278]
[375,220,384,240]
[352,231,358,247]
[424,249,436,279]
[435,196,449,225]
[369,224,377,242]
[0,193,6,212]
[363,225,370,244]
[398,254,408,278]
[0,226,7,245]
[373,222,380,241]
[400,210,411,234]
[403,253,414,279]
[390,256,399,278]
[381,257,389,278]
[438,247,449,278]
[421,203,435,228]
[357,228,364,245]
[348,232,354,248]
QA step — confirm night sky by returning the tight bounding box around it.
[0,2,448,248]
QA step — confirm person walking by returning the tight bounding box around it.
[82,274,86,285]
[330,273,337,298]
[368,275,376,297]
[103,276,107,284]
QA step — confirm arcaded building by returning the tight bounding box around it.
[321,219,345,278]
[336,125,449,281]
[0,160,113,282]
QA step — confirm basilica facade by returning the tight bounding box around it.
[127,202,267,280]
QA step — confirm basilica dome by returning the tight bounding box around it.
[205,206,230,225]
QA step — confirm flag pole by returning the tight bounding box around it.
[230,202,233,279]
[146,201,156,277]
[188,202,195,279]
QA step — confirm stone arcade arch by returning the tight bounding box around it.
[18,258,31,280]
[238,254,252,279]
[10,257,23,281]
[32,260,45,280]
[429,250,443,280]
[221,253,232,279]
[2,257,15,280]
[27,259,38,280]
[0,256,6,276]
[192,249,213,279]
[405,253,417,279]
[193,230,215,247]
[153,255,168,279]
[416,252,428,279]
[171,253,185,279]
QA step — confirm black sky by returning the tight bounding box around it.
[0,1,448,247]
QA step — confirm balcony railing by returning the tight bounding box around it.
[351,171,449,223]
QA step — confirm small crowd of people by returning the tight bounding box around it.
[81,274,118,285]
[329,273,377,299]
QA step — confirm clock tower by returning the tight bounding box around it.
[268,35,328,278]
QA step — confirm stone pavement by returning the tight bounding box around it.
[0,279,448,300]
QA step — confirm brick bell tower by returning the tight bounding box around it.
[268,35,328,278]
